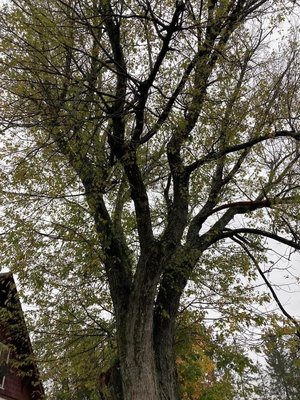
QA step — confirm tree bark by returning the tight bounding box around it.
[113,251,160,400]
[112,248,181,400]
[117,310,179,400]
[118,302,160,400]
[154,317,180,400]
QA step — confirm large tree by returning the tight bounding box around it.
[0,1,300,399]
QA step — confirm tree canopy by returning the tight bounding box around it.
[0,1,300,399]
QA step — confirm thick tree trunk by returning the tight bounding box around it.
[120,348,160,400]
[117,320,179,400]
[118,307,160,400]
[106,243,199,400]
[103,327,179,400]
[153,284,181,400]
[116,253,162,400]
[154,322,180,400]
[114,297,180,400]
[152,253,194,400]
[110,249,182,400]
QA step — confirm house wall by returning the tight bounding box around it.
[0,273,44,400]
[0,333,32,400]
[0,372,32,400]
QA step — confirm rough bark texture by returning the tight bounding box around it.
[154,319,180,400]
[118,307,179,400]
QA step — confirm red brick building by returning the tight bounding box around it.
[0,272,44,400]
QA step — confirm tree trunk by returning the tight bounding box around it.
[118,303,160,400]
[153,283,181,400]
[154,321,180,400]
[120,347,160,400]
[102,325,179,400]
[117,316,179,400]
[115,253,161,400]
[117,249,179,400]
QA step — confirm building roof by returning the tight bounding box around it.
[0,272,44,400]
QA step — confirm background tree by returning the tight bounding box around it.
[0,1,300,399]
[260,331,300,400]
[176,311,259,400]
